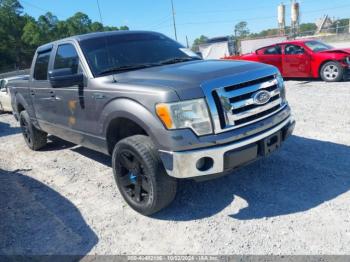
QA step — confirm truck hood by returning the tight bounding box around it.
[114,60,276,100]
[319,48,350,55]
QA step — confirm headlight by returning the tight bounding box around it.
[276,71,286,103]
[156,98,213,136]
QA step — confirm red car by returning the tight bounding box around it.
[225,39,350,82]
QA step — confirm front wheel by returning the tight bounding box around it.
[320,61,344,82]
[112,135,177,215]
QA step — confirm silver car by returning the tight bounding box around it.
[0,75,29,113]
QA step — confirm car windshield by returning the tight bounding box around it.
[305,40,333,52]
[80,32,200,76]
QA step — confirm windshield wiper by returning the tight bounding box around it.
[98,64,156,75]
[158,57,201,65]
[98,57,201,75]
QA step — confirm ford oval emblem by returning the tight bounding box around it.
[253,90,271,105]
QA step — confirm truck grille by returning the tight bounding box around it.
[212,74,285,131]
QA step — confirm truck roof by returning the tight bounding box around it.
[37,30,160,52]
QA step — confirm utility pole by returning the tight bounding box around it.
[336,20,340,35]
[171,0,178,41]
[186,35,189,48]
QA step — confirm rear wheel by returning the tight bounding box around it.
[112,135,177,215]
[19,111,47,150]
[320,61,344,82]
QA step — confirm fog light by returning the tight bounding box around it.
[196,157,214,172]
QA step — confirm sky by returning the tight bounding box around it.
[19,0,350,46]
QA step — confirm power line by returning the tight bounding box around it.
[148,15,173,29]
[179,5,272,15]
[96,0,104,25]
[176,0,345,15]
[20,0,50,13]
[161,3,350,29]
[19,0,64,17]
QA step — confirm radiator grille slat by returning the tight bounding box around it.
[213,74,284,131]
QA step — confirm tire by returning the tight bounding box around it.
[112,135,177,215]
[320,61,344,82]
[19,111,47,150]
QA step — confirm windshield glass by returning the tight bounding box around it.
[305,40,333,52]
[80,32,200,76]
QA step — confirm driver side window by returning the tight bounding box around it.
[285,44,304,55]
[54,44,80,74]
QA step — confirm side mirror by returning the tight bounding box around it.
[49,68,83,88]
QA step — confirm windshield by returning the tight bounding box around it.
[305,40,333,52]
[80,32,200,76]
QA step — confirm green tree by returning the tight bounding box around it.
[250,28,280,38]
[103,25,119,31]
[191,35,208,51]
[66,12,92,35]
[299,23,317,35]
[119,25,129,30]
[234,21,250,39]
[0,1,130,72]
[0,0,25,70]
[22,20,41,46]
[90,21,104,32]
[55,21,69,39]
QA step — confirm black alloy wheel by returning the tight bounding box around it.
[117,149,152,204]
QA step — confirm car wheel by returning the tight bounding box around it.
[112,135,177,215]
[19,111,47,150]
[320,61,344,82]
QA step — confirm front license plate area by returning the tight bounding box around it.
[260,131,281,156]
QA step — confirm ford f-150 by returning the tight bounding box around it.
[10,31,295,215]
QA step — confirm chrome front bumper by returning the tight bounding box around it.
[160,116,295,179]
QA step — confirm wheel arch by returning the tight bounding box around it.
[105,117,149,154]
[15,93,27,113]
[101,98,165,154]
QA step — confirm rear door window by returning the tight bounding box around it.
[263,46,281,55]
[54,44,80,74]
[285,44,305,55]
[33,51,51,80]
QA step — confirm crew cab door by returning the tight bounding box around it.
[30,48,58,129]
[256,45,283,73]
[282,44,311,78]
[48,42,98,146]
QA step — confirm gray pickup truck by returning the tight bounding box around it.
[10,31,295,215]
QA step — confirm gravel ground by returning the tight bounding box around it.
[0,80,350,256]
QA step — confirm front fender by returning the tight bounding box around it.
[99,98,169,149]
